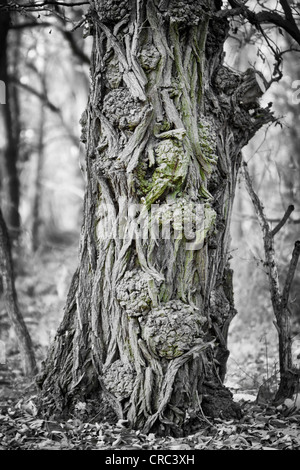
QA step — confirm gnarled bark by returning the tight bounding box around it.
[37,0,273,434]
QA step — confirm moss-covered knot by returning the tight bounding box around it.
[162,0,210,25]
[98,0,130,23]
[151,195,199,240]
[138,44,161,71]
[116,269,155,317]
[209,288,231,325]
[103,88,145,130]
[141,300,205,359]
[102,360,136,400]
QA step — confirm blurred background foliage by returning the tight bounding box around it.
[0,2,299,396]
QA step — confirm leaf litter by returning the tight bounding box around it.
[1,381,300,450]
[1,242,300,450]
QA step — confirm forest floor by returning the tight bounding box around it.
[1,235,300,452]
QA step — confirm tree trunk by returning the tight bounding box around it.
[0,0,21,238]
[29,101,45,252]
[0,208,37,376]
[37,0,273,434]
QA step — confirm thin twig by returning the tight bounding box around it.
[271,205,294,237]
[8,75,60,113]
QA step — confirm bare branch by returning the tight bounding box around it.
[8,75,79,145]
[220,0,300,46]
[280,0,297,26]
[0,0,89,9]
[256,9,300,45]
[60,28,90,65]
[8,75,60,112]
[9,20,53,29]
[242,162,270,237]
[242,161,300,398]
[242,162,282,307]
[271,204,295,237]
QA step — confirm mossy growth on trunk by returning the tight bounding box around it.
[37,0,273,435]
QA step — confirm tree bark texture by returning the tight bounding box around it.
[38,0,273,434]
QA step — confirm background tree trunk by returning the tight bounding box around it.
[29,100,45,252]
[38,0,273,435]
[0,0,21,238]
[0,207,37,376]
